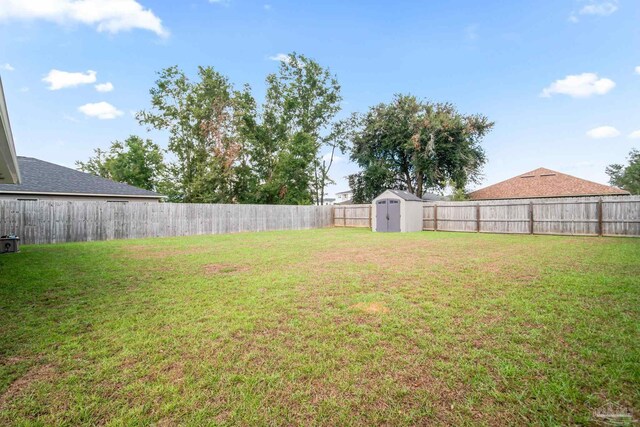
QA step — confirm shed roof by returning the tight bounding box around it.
[387,189,423,201]
[469,167,629,200]
[0,156,164,198]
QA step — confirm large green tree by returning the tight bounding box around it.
[348,94,493,203]
[76,135,165,192]
[137,66,252,203]
[606,148,640,194]
[256,53,344,205]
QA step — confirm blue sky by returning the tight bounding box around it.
[0,0,638,198]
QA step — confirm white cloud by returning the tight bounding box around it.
[579,1,618,16]
[586,126,620,139]
[78,102,123,119]
[629,130,640,139]
[635,66,640,75]
[95,82,113,92]
[43,69,96,90]
[569,1,618,22]
[0,0,168,37]
[541,73,615,98]
[269,53,290,63]
[1,63,14,71]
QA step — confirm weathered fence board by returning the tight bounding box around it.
[336,196,640,237]
[425,196,640,237]
[333,204,371,228]
[0,201,333,245]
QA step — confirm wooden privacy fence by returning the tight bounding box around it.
[0,200,333,245]
[333,204,371,228]
[334,196,640,237]
[424,196,640,236]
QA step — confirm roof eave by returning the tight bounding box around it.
[0,190,165,199]
[470,192,630,201]
[0,77,20,185]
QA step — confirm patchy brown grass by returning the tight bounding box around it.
[0,364,56,410]
[121,244,211,260]
[202,263,250,275]
[1,229,638,425]
[350,301,390,314]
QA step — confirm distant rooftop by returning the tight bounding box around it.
[469,167,629,200]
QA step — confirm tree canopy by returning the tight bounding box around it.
[136,66,251,203]
[76,135,164,192]
[606,148,640,195]
[348,94,493,203]
[131,54,344,205]
[77,58,495,206]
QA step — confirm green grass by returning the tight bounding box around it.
[0,228,639,426]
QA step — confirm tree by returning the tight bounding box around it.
[606,149,640,194]
[261,53,343,204]
[348,94,493,203]
[76,135,165,192]
[137,66,251,203]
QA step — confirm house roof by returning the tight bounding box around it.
[335,199,354,205]
[422,192,446,201]
[0,156,163,199]
[469,167,629,200]
[388,189,423,201]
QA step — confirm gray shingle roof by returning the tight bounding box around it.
[0,157,163,198]
[388,189,423,201]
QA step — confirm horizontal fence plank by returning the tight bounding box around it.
[0,201,334,245]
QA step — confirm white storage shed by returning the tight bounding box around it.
[372,189,424,232]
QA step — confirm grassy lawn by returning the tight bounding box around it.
[0,228,638,426]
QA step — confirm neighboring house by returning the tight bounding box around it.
[335,190,353,204]
[469,167,629,200]
[0,77,20,184]
[322,197,336,205]
[422,192,446,202]
[0,157,164,202]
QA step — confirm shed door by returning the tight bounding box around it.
[387,200,401,232]
[376,199,401,232]
[376,199,388,232]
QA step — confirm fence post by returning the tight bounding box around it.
[434,204,438,231]
[343,207,347,227]
[476,204,481,233]
[368,205,372,229]
[331,205,335,227]
[597,198,603,237]
[529,201,534,235]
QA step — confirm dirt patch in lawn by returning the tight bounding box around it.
[0,363,56,409]
[202,264,250,275]
[350,301,390,314]
[309,244,446,271]
[0,355,31,366]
